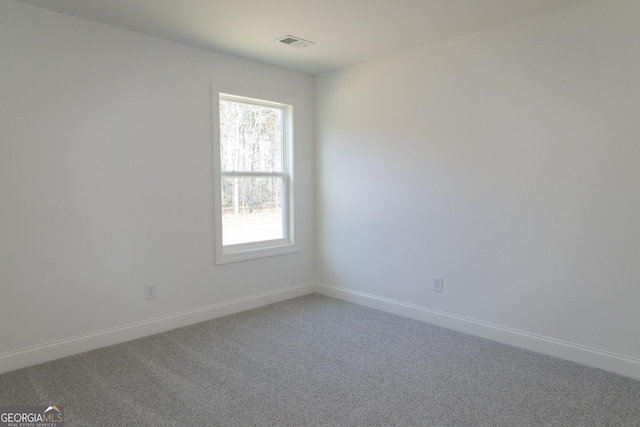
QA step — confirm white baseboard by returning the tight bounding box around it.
[0,282,315,375]
[4,281,639,380]
[315,282,640,380]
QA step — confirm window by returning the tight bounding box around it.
[213,91,297,264]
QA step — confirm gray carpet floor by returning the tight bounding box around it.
[1,294,639,426]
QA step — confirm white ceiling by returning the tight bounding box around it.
[16,0,592,75]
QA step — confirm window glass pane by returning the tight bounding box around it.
[219,100,283,173]
[221,176,284,245]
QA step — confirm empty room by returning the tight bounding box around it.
[1,0,639,425]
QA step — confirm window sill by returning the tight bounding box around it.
[215,240,300,265]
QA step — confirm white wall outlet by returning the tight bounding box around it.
[145,283,157,300]
[433,277,443,293]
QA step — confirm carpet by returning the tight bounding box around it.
[1,294,639,426]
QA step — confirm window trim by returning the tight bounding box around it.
[212,85,298,264]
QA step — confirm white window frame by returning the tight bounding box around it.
[212,85,298,264]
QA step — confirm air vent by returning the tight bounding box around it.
[275,35,315,49]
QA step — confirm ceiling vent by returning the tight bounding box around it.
[275,35,315,49]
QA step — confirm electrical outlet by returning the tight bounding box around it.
[433,277,443,293]
[145,283,157,300]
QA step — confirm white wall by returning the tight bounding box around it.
[0,1,315,361]
[316,0,640,362]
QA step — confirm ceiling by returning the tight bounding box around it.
[16,0,592,75]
